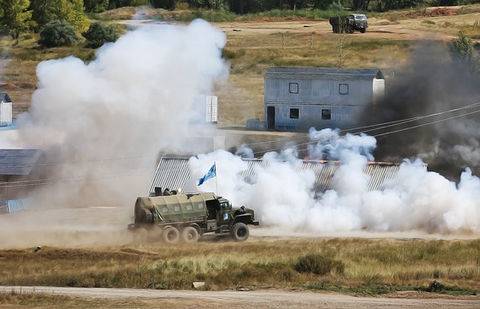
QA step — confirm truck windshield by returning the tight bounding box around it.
[355,15,366,20]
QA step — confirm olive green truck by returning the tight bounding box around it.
[128,191,259,243]
[329,14,368,33]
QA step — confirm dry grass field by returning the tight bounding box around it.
[3,5,480,126]
[0,238,478,296]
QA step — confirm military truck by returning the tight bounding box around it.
[128,189,259,243]
[329,14,368,34]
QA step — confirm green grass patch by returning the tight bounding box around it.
[294,254,345,275]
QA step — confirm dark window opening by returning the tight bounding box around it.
[339,83,349,95]
[267,106,275,129]
[322,109,331,120]
[290,108,299,119]
[289,82,299,94]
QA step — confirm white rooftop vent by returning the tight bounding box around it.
[205,95,218,123]
[194,95,218,123]
[0,93,12,127]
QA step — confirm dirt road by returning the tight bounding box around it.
[1,286,479,308]
[122,9,480,42]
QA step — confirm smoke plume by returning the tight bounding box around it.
[365,42,480,177]
[15,20,226,207]
[190,128,480,234]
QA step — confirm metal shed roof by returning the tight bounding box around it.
[265,67,384,80]
[0,149,42,176]
[150,156,400,194]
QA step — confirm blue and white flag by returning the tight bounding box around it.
[198,163,216,186]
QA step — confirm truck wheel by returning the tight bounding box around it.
[181,227,199,243]
[231,222,249,242]
[360,28,366,33]
[162,226,180,244]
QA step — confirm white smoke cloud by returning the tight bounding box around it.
[191,129,480,234]
[14,20,227,208]
[308,128,376,161]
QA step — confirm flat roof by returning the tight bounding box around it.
[266,67,384,80]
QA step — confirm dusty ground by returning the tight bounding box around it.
[0,286,479,308]
[0,206,478,249]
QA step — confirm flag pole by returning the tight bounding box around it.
[215,161,218,195]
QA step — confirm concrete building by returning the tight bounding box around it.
[264,67,385,131]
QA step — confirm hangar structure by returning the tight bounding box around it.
[0,149,43,213]
[149,156,399,196]
[264,67,385,131]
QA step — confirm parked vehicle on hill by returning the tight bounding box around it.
[128,188,259,243]
[329,14,368,34]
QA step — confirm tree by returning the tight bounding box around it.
[108,0,133,9]
[150,0,176,9]
[0,0,32,40]
[84,0,108,12]
[82,22,119,48]
[352,0,370,10]
[31,0,89,32]
[39,19,77,47]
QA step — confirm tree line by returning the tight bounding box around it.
[1,0,479,47]
[149,0,479,13]
[0,0,120,47]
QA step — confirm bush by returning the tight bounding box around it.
[82,22,119,48]
[39,20,78,48]
[294,254,345,276]
[108,0,135,9]
[84,0,110,13]
[150,0,176,9]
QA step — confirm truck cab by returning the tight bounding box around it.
[349,14,368,33]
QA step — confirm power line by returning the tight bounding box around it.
[293,107,480,154]
[237,98,480,150]
[253,103,480,155]
[372,108,480,138]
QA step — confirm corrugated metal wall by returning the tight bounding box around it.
[150,157,400,194]
[0,199,26,215]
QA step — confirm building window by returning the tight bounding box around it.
[322,109,331,120]
[289,82,299,94]
[339,83,349,95]
[290,108,299,119]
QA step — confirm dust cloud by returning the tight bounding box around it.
[0,20,227,248]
